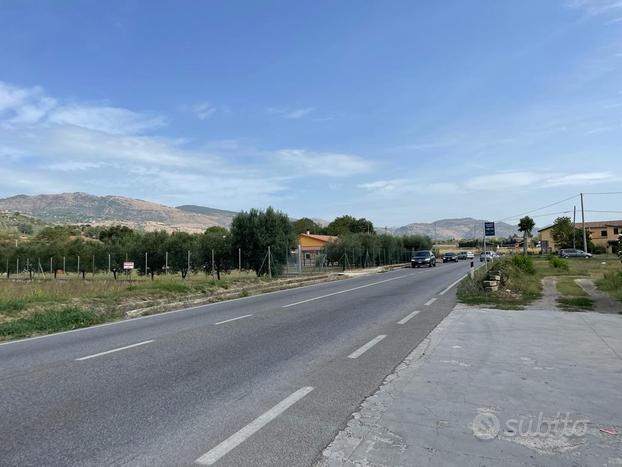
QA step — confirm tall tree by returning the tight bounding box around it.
[230,207,294,276]
[292,217,321,235]
[326,215,374,236]
[518,216,535,256]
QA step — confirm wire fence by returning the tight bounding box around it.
[0,246,415,281]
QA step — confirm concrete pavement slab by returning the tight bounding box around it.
[321,305,622,467]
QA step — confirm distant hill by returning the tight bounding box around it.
[0,193,233,233]
[176,204,237,223]
[390,217,518,240]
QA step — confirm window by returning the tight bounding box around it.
[601,230,608,238]
[615,228,620,235]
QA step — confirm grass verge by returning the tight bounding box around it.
[457,257,541,309]
[557,297,594,311]
[0,307,117,340]
[555,277,587,297]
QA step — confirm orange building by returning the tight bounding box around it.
[297,232,338,265]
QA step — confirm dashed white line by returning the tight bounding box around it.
[194,386,315,465]
[397,310,420,324]
[282,274,413,308]
[75,340,154,361]
[425,297,437,306]
[214,314,252,325]
[347,335,387,359]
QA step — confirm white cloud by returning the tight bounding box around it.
[567,0,622,15]
[191,102,217,120]
[267,107,315,120]
[274,149,373,176]
[47,105,165,134]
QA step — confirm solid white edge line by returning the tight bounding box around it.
[439,273,468,295]
[347,335,387,359]
[397,310,420,325]
[214,314,252,325]
[0,268,411,348]
[75,340,154,361]
[195,386,315,465]
[424,297,437,306]
[282,274,414,308]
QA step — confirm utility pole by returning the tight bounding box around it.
[580,192,588,253]
[572,205,577,249]
[267,246,272,279]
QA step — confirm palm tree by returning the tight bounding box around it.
[518,216,536,256]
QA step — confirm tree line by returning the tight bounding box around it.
[0,208,433,279]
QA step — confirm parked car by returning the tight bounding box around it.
[443,252,459,263]
[457,251,468,260]
[559,249,592,258]
[411,250,436,268]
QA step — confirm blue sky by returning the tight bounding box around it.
[0,0,621,227]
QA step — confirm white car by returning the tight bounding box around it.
[466,251,475,259]
[480,251,496,262]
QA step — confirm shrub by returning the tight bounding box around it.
[549,256,569,271]
[511,255,535,274]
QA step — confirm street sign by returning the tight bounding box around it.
[484,222,495,237]
[123,261,135,270]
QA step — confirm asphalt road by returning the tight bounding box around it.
[0,261,471,466]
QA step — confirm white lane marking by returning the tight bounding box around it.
[397,310,420,324]
[282,274,413,308]
[347,335,387,359]
[214,314,252,325]
[425,297,437,306]
[195,386,315,465]
[439,273,469,295]
[75,340,154,361]
[0,269,411,348]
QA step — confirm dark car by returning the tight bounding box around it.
[559,248,592,258]
[443,252,459,263]
[411,250,436,268]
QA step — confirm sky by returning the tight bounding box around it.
[0,0,621,228]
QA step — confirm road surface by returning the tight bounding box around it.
[0,261,470,466]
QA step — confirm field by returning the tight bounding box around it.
[457,254,622,309]
[0,271,284,340]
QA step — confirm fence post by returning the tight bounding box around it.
[77,255,80,275]
[298,244,302,273]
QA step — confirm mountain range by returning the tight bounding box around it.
[0,193,519,238]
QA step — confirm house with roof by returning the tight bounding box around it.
[297,231,339,266]
[538,220,622,254]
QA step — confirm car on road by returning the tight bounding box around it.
[411,250,436,268]
[466,251,475,259]
[457,251,467,260]
[558,248,592,258]
[442,252,459,263]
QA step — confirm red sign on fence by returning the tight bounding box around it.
[123,262,135,270]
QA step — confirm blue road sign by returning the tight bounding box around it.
[484,222,495,237]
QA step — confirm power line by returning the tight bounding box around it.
[582,191,622,195]
[496,194,579,223]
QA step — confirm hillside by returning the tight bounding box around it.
[0,212,49,237]
[176,205,237,225]
[0,193,232,233]
[390,217,519,240]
